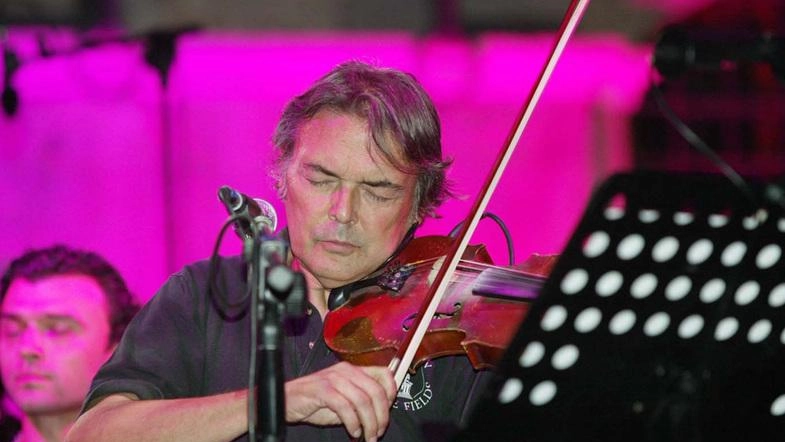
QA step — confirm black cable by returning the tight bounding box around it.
[207,214,252,321]
[207,214,265,439]
[204,214,259,439]
[448,211,516,265]
[649,75,761,208]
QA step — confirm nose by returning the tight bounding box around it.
[16,329,44,363]
[328,185,357,225]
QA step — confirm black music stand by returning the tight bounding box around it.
[454,171,785,442]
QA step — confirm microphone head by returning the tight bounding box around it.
[251,198,278,233]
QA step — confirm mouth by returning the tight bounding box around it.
[15,373,51,384]
[318,239,359,255]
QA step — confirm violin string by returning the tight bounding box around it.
[402,259,540,288]
[404,260,488,279]
[404,256,498,273]
[404,257,531,277]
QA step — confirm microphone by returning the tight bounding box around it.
[653,27,785,79]
[218,186,278,238]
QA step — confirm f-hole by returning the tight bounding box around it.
[401,302,463,331]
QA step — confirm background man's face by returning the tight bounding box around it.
[0,274,114,415]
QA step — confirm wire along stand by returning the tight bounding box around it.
[455,170,785,442]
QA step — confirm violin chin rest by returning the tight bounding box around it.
[327,286,350,310]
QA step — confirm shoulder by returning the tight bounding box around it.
[135,255,247,322]
[172,255,246,286]
[153,255,246,300]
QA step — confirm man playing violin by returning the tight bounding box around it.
[67,60,489,442]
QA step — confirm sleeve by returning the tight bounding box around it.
[82,266,209,411]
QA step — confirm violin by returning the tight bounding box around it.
[324,235,556,372]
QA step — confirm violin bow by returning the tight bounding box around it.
[388,0,592,388]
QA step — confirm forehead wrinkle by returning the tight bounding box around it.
[303,162,338,178]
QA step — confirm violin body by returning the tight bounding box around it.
[323,236,549,372]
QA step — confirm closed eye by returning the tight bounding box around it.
[365,190,394,203]
[306,178,333,187]
[0,317,24,338]
[43,319,79,337]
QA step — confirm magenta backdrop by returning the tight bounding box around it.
[0,30,650,302]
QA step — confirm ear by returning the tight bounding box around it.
[275,176,289,201]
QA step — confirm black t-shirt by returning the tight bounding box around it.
[85,256,490,441]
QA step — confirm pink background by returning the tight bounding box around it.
[0,30,651,301]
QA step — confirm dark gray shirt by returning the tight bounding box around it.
[85,256,489,441]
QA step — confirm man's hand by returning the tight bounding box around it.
[285,362,397,442]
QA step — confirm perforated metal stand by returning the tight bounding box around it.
[454,171,785,442]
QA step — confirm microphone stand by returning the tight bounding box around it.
[246,232,306,442]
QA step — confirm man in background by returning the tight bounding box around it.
[0,245,139,442]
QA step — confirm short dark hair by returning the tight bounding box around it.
[0,245,139,345]
[272,60,453,219]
